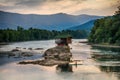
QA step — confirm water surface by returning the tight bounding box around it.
[0,39,120,80]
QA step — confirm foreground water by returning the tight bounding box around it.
[0,39,120,80]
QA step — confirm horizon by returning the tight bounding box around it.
[0,0,120,16]
[0,10,104,16]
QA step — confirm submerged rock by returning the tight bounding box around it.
[0,49,34,58]
[19,60,69,66]
[28,48,32,50]
[11,49,20,52]
[34,48,44,50]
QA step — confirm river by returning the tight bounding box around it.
[0,39,120,80]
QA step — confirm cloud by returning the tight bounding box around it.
[0,0,88,14]
[0,0,119,16]
[0,0,87,10]
[71,0,120,15]
[15,0,46,7]
[0,0,87,7]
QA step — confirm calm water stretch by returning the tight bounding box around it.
[0,39,120,80]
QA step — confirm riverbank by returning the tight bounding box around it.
[0,42,9,45]
[91,44,120,48]
[79,40,120,48]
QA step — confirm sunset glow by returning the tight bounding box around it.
[0,0,119,16]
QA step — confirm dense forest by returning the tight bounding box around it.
[0,27,88,42]
[88,6,120,46]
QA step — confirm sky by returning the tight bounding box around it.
[0,0,120,16]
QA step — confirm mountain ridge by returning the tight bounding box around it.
[68,20,96,31]
[0,11,104,31]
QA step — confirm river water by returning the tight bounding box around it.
[0,39,120,80]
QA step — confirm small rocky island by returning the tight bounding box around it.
[19,35,73,72]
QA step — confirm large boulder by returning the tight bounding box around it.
[43,46,72,61]
[19,45,72,66]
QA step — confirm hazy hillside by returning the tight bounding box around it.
[0,11,103,31]
[68,20,95,31]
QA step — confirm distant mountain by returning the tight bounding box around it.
[68,20,96,31]
[0,11,103,31]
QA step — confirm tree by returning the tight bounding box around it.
[115,6,120,15]
[89,11,120,45]
[0,27,88,42]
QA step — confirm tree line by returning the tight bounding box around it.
[88,6,120,45]
[0,26,88,42]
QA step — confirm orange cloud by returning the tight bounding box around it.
[0,0,119,16]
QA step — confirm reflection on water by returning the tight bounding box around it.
[92,46,120,80]
[92,46,120,53]
[0,39,120,80]
[0,40,55,51]
[99,66,120,72]
[56,63,73,72]
[1,63,119,80]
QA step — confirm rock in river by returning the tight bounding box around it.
[43,45,72,61]
[19,45,72,66]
